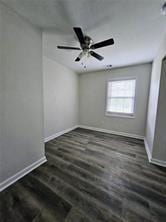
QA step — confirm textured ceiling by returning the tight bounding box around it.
[2,0,166,73]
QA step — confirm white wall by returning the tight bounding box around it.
[0,4,3,182]
[0,3,45,184]
[79,64,151,137]
[43,56,79,140]
[146,35,166,156]
[145,36,166,155]
[154,56,166,160]
[145,35,166,162]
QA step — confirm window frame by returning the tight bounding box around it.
[105,77,137,118]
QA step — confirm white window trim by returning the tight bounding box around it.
[105,77,137,118]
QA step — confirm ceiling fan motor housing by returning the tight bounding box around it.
[81,36,93,50]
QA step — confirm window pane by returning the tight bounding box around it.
[108,79,136,98]
[107,98,134,114]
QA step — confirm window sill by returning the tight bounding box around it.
[105,112,135,119]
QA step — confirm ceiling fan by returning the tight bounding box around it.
[57,27,114,62]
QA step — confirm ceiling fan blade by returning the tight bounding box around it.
[57,46,81,50]
[75,57,80,62]
[75,51,84,62]
[73,27,85,45]
[90,51,104,61]
[91,38,114,49]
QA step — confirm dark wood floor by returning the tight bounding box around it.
[0,128,166,222]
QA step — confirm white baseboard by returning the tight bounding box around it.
[77,125,144,140]
[44,125,79,142]
[144,139,152,162]
[0,156,47,192]
[144,138,166,167]
[150,158,166,167]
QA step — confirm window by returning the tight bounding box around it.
[106,78,136,117]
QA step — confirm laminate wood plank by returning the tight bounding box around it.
[0,128,166,222]
[46,142,166,187]
[30,170,123,222]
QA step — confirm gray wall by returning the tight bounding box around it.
[43,56,79,139]
[145,35,166,162]
[154,56,166,160]
[145,36,166,154]
[0,3,45,183]
[0,4,3,182]
[79,64,151,137]
[145,36,166,158]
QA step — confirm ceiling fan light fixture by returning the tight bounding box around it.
[161,2,166,15]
